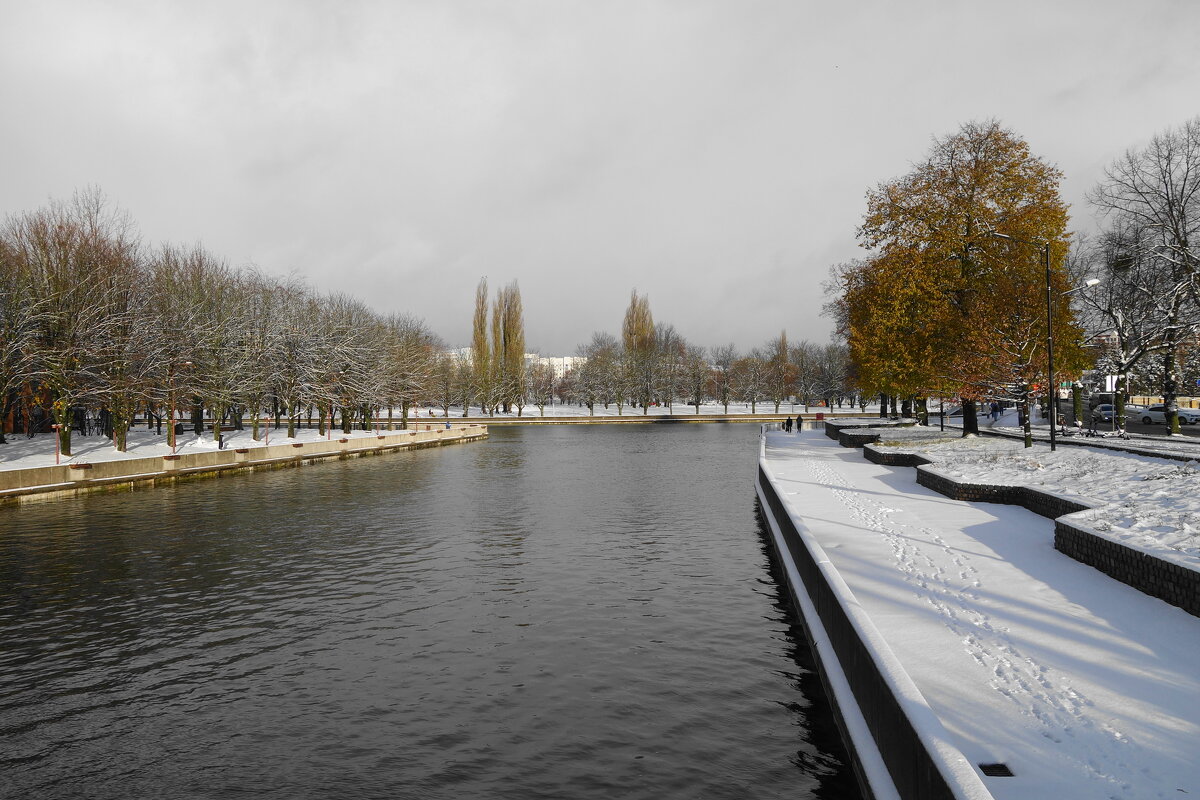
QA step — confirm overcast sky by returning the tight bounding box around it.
[2,1,1198,354]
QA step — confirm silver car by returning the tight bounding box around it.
[1130,404,1200,425]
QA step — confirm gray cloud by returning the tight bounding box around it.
[3,0,1199,354]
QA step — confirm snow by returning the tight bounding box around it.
[0,402,867,471]
[762,429,1200,799]
[0,426,435,471]
[871,417,1200,566]
[443,400,867,419]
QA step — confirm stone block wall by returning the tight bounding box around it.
[756,465,961,800]
[1056,520,1200,618]
[840,436,1200,619]
[863,446,933,467]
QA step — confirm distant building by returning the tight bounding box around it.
[525,354,586,380]
[446,348,585,379]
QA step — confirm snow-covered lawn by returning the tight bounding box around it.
[445,401,870,419]
[873,423,1200,565]
[0,403,874,472]
[762,431,1200,798]
[0,425,427,471]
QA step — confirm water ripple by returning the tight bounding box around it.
[0,425,859,799]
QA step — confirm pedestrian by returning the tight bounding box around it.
[784,416,793,433]
[989,400,1000,422]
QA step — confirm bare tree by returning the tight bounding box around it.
[765,330,796,413]
[681,344,709,414]
[708,343,737,414]
[1088,117,1200,433]
[731,352,767,413]
[528,360,555,416]
[9,189,142,455]
[0,236,49,444]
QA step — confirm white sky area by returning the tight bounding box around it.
[2,1,1198,354]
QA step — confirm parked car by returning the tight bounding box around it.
[1128,404,1200,425]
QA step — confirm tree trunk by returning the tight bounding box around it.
[1114,374,1127,432]
[1163,348,1181,435]
[1020,392,1033,447]
[962,400,980,437]
[53,403,72,456]
[879,393,888,418]
[915,397,928,426]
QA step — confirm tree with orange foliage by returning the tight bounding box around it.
[843,119,1087,438]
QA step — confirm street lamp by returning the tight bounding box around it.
[166,360,193,455]
[990,231,1098,451]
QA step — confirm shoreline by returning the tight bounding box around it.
[0,425,487,505]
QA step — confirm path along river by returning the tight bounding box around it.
[0,423,859,799]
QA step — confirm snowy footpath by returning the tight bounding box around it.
[761,429,1200,800]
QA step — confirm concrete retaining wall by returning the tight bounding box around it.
[862,446,933,468]
[825,419,914,447]
[756,462,984,800]
[0,425,487,504]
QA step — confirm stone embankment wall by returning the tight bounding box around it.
[756,462,974,800]
[0,425,487,504]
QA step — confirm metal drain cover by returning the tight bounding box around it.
[978,763,1014,777]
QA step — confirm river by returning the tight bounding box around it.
[0,423,860,799]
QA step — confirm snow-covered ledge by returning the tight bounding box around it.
[756,430,992,800]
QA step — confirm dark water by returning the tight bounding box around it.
[0,424,859,800]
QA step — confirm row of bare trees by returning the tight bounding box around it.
[0,190,440,455]
[559,294,854,416]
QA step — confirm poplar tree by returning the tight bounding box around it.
[471,278,491,415]
[499,281,525,413]
[622,290,655,413]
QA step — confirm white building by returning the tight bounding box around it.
[447,348,585,380]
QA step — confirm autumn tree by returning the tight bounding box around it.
[848,119,1082,439]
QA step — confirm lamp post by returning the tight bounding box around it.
[990,231,1098,451]
[166,360,193,455]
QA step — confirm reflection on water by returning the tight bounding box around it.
[0,424,859,799]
